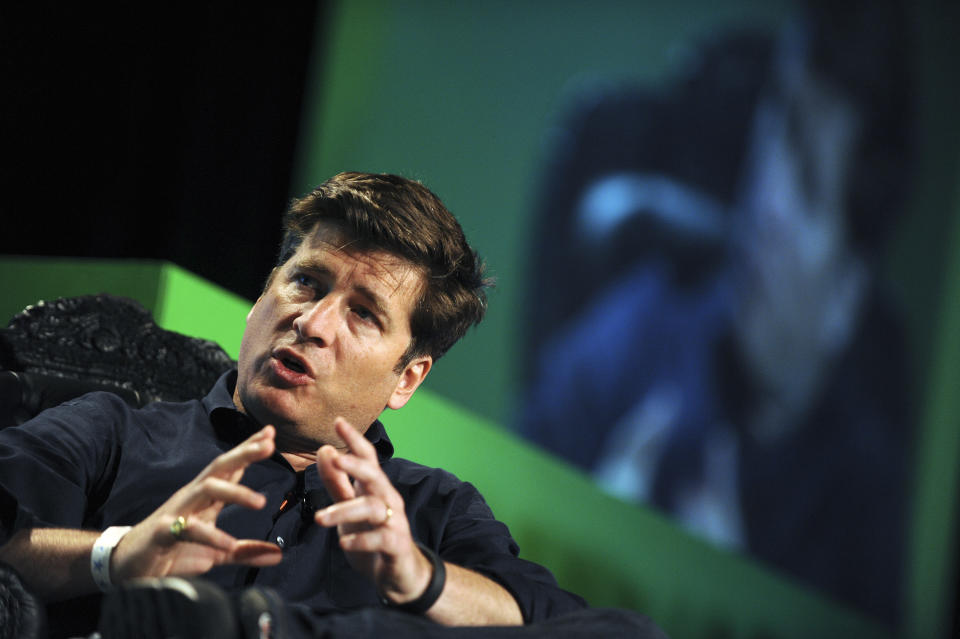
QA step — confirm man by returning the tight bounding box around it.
[0,173,614,638]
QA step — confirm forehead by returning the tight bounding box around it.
[289,222,425,309]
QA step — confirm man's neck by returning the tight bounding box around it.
[281,451,316,473]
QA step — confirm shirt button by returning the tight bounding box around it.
[276,536,285,548]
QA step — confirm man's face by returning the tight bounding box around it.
[233,221,432,452]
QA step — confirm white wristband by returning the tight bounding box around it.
[91,526,132,591]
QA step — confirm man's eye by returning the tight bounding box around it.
[294,273,321,290]
[294,274,314,287]
[292,274,328,298]
[353,306,378,325]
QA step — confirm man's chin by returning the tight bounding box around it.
[241,386,303,429]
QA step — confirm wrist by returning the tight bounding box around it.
[380,542,446,614]
[90,526,132,591]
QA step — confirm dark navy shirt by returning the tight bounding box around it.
[0,371,585,634]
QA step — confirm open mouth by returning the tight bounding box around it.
[281,356,306,374]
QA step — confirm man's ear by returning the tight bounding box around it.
[387,355,433,410]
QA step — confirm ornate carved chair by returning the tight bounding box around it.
[0,294,234,429]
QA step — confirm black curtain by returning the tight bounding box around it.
[0,4,322,302]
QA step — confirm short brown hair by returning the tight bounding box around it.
[276,172,491,367]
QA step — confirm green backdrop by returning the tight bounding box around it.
[291,3,960,636]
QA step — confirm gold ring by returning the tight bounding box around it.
[170,516,188,540]
[383,506,393,524]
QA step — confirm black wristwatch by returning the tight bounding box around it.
[381,542,446,614]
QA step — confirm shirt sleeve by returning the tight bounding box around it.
[403,468,587,623]
[0,392,126,543]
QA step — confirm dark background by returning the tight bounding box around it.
[0,4,321,302]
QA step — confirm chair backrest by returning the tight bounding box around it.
[0,294,234,428]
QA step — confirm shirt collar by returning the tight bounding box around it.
[202,369,395,462]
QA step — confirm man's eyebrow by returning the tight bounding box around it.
[293,257,332,278]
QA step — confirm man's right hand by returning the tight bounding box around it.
[110,425,282,582]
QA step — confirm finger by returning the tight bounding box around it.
[158,516,238,553]
[315,495,392,528]
[317,445,355,503]
[230,540,284,567]
[245,425,276,443]
[180,476,268,512]
[204,426,276,477]
[338,528,404,555]
[334,418,378,462]
[331,452,397,501]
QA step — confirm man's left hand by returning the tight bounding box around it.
[314,418,432,606]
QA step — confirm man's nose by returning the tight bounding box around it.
[293,296,339,345]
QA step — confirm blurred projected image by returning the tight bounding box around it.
[517,2,913,624]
